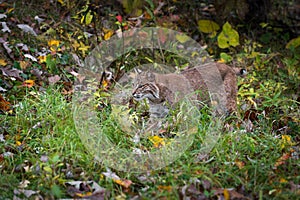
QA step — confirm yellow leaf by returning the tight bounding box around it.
[72,40,80,50]
[281,135,293,149]
[286,36,300,49]
[7,8,14,14]
[149,135,165,148]
[176,33,190,43]
[78,41,90,56]
[103,28,114,40]
[22,80,35,88]
[38,55,47,63]
[217,22,240,49]
[80,15,85,24]
[48,40,61,52]
[198,20,220,33]
[217,58,226,63]
[57,0,65,5]
[85,11,93,25]
[16,141,22,146]
[115,193,126,200]
[0,59,7,66]
[48,39,60,47]
[280,178,288,183]
[223,189,230,200]
[75,192,92,197]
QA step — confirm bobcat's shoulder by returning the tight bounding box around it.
[132,63,244,117]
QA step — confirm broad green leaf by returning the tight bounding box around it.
[220,52,232,62]
[121,0,143,16]
[217,22,240,49]
[198,20,220,33]
[286,36,300,49]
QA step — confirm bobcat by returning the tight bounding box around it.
[132,63,246,118]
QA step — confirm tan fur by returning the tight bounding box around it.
[132,63,242,117]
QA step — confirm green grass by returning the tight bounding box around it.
[1,84,299,199]
[1,1,299,199]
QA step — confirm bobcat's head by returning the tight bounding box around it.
[132,71,160,101]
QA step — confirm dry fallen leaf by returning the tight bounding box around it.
[214,188,250,200]
[114,179,132,189]
[274,152,291,169]
[48,75,61,85]
[280,135,294,149]
[19,180,30,189]
[0,94,11,112]
[17,24,37,36]
[0,58,7,66]
[14,188,40,199]
[102,168,133,189]
[235,160,245,169]
[38,55,47,63]
[3,42,12,56]
[0,14,7,19]
[1,22,11,33]
[149,135,165,148]
[224,188,230,200]
[66,181,109,200]
[24,54,37,62]
[1,67,23,80]
[70,70,85,83]
[19,60,31,69]
[103,28,114,40]
[22,80,35,88]
[158,185,172,192]
[48,39,60,52]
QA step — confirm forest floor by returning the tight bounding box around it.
[0,1,299,199]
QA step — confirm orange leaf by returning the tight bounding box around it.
[22,80,35,88]
[113,179,132,188]
[157,185,172,192]
[0,94,11,111]
[75,191,93,198]
[274,152,291,169]
[235,160,245,169]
